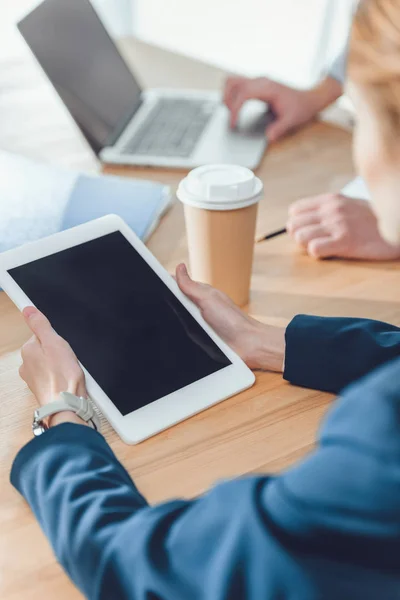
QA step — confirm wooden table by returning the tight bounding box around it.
[2,38,395,600]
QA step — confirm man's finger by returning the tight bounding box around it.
[294,225,330,247]
[23,307,55,344]
[228,88,253,128]
[223,76,246,109]
[229,79,273,128]
[175,264,207,306]
[228,80,266,128]
[308,236,340,259]
[287,213,321,235]
[265,117,291,142]
[289,195,328,217]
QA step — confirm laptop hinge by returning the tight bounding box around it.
[103,96,144,149]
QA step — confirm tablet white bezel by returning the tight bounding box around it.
[0,215,255,443]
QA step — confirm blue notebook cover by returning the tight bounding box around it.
[62,174,171,241]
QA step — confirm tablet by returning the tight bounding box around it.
[0,215,255,443]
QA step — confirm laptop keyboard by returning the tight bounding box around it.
[123,98,216,158]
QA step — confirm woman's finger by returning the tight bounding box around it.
[23,307,55,345]
[18,364,26,381]
[21,335,40,356]
[20,336,41,372]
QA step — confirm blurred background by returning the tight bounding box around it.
[1,0,357,168]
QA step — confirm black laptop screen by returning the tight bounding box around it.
[18,0,142,154]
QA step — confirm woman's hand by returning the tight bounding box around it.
[19,268,285,428]
[176,264,285,372]
[287,194,400,260]
[20,307,89,427]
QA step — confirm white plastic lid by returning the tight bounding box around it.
[177,164,263,211]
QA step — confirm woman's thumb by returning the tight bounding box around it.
[175,264,204,305]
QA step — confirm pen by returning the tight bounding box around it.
[257,228,287,243]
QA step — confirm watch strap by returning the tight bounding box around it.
[35,392,101,431]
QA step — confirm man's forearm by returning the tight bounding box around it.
[304,76,343,115]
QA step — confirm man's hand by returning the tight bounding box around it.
[223,75,342,142]
[176,264,285,372]
[20,307,88,427]
[287,194,400,260]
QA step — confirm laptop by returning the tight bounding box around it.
[18,0,269,170]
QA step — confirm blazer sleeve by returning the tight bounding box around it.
[283,315,400,394]
[266,356,400,577]
[10,424,300,600]
[10,358,400,599]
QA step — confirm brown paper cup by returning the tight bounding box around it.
[183,202,258,306]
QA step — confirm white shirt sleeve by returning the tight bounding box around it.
[328,46,348,84]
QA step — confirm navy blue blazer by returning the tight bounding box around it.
[11,316,400,599]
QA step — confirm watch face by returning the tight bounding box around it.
[32,425,46,437]
[32,411,48,436]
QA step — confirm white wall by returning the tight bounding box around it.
[2,0,356,86]
[133,0,356,87]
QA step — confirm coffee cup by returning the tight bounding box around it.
[177,164,263,306]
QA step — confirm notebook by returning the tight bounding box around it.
[0,150,172,254]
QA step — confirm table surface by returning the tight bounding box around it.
[1,38,397,600]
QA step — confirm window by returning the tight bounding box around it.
[133,0,358,87]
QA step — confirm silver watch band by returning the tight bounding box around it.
[32,392,101,436]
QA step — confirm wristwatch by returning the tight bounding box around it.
[32,392,101,436]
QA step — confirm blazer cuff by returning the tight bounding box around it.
[283,314,338,393]
[10,423,109,491]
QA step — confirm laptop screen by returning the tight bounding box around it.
[18,0,143,155]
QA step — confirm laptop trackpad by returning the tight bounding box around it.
[235,100,274,135]
[193,104,268,169]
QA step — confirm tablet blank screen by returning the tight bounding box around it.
[9,232,231,415]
